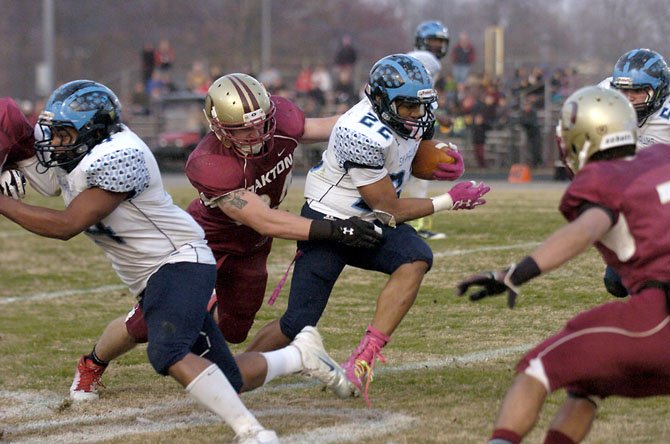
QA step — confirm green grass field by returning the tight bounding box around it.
[1,177,669,443]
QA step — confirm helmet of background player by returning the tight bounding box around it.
[414,20,450,60]
[203,73,277,158]
[365,54,437,140]
[406,50,441,86]
[34,80,122,172]
[556,86,637,176]
[611,48,670,124]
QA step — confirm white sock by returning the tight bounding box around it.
[261,345,302,385]
[186,364,262,435]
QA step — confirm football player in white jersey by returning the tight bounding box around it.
[598,48,670,148]
[404,20,458,240]
[0,80,354,444]
[597,49,670,299]
[246,54,490,406]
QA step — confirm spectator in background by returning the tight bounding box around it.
[130,81,151,115]
[154,38,175,72]
[519,99,542,167]
[471,112,489,168]
[310,62,333,114]
[451,32,475,85]
[141,42,155,85]
[333,68,358,112]
[146,71,166,99]
[258,68,291,99]
[334,34,358,82]
[294,61,314,101]
[186,61,210,94]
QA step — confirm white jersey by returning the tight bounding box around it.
[599,77,670,148]
[54,125,214,296]
[305,98,420,221]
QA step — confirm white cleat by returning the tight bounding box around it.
[292,326,358,399]
[234,427,279,444]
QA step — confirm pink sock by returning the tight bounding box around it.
[356,325,389,363]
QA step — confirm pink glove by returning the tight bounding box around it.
[447,181,490,210]
[433,148,464,181]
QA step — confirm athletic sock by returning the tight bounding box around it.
[88,347,109,367]
[261,345,303,385]
[356,324,389,364]
[186,364,262,435]
[489,428,521,444]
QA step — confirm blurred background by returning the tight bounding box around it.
[3,0,669,173]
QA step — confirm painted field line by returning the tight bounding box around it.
[254,343,531,395]
[1,242,540,305]
[0,284,126,305]
[433,242,540,258]
[6,404,414,444]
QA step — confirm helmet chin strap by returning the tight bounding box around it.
[577,139,591,170]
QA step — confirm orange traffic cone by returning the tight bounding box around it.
[508,163,532,183]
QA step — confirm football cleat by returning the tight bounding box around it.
[291,326,358,399]
[234,427,279,444]
[70,355,107,401]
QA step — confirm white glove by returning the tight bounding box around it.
[0,169,27,200]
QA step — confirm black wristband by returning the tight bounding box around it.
[308,219,334,241]
[509,256,541,286]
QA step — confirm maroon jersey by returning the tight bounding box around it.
[185,96,306,255]
[0,98,35,169]
[560,143,670,294]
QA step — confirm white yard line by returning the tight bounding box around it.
[1,345,528,443]
[1,242,539,304]
[0,284,126,304]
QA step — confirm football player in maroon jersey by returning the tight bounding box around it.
[0,98,36,199]
[457,86,670,443]
[69,73,380,407]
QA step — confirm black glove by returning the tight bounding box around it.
[309,217,383,249]
[603,265,628,298]
[456,269,519,308]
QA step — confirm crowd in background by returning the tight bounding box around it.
[16,34,578,170]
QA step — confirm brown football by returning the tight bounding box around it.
[411,140,457,180]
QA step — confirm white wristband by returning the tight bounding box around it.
[431,193,454,213]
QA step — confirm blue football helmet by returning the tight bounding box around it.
[414,20,450,59]
[365,54,437,139]
[611,48,670,124]
[35,80,122,171]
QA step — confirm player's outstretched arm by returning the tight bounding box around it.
[212,189,381,248]
[301,114,342,144]
[0,187,128,240]
[456,206,613,308]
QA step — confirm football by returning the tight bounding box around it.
[411,139,457,180]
